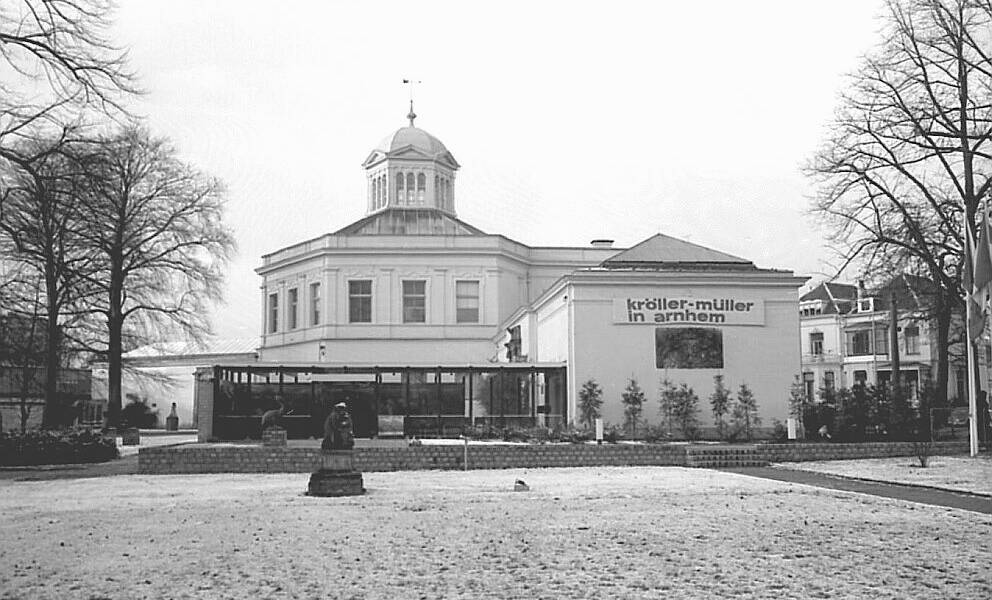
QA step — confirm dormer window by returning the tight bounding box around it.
[417,173,426,204]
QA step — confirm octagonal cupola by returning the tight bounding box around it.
[362,104,460,215]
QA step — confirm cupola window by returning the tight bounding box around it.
[406,173,416,204]
[396,174,405,205]
[417,173,426,205]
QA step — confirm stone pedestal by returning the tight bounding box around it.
[262,426,287,447]
[307,450,364,497]
[121,427,141,446]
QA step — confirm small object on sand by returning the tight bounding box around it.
[408,436,422,447]
[514,479,529,492]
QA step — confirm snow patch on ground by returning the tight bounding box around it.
[776,455,992,495]
[1,466,989,599]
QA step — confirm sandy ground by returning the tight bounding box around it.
[0,467,989,599]
[777,455,992,496]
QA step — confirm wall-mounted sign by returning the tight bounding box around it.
[613,297,764,326]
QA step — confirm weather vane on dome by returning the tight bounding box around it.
[402,78,421,126]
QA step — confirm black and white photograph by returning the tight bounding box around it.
[0,1,990,598]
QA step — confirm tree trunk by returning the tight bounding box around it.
[40,276,60,429]
[934,293,951,408]
[104,264,125,430]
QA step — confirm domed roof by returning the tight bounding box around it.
[376,126,450,157]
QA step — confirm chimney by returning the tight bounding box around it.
[590,239,614,248]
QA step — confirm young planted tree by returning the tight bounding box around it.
[578,379,603,429]
[807,0,992,407]
[731,383,761,442]
[658,378,678,436]
[671,383,700,440]
[621,377,645,437]
[78,127,235,429]
[710,375,732,440]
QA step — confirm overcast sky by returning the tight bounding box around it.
[110,0,887,341]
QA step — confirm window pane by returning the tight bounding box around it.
[810,332,823,355]
[402,280,426,323]
[349,280,372,323]
[288,288,298,329]
[310,282,321,326]
[456,281,479,323]
[268,293,278,333]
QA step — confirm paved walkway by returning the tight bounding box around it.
[723,466,992,515]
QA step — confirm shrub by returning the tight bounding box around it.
[603,423,623,444]
[621,377,645,437]
[710,375,732,440]
[578,379,603,429]
[770,418,789,443]
[121,400,158,429]
[672,383,701,440]
[729,383,760,441]
[913,438,934,467]
[0,429,119,466]
[642,424,672,443]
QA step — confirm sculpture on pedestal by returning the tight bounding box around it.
[308,401,364,496]
[322,402,354,450]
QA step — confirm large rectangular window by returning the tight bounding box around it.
[402,280,426,323]
[349,280,372,323]
[655,327,724,369]
[823,371,835,392]
[904,325,919,355]
[803,371,815,402]
[456,280,480,323]
[287,288,298,330]
[809,332,824,355]
[847,330,871,356]
[267,293,278,334]
[310,282,321,326]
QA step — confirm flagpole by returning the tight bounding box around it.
[965,215,980,458]
[966,299,979,457]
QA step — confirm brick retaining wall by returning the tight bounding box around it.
[757,441,968,463]
[137,441,971,475]
[138,443,688,474]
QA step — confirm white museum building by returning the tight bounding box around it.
[199,111,808,440]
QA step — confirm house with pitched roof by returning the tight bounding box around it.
[799,274,975,403]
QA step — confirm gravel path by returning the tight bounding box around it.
[1,467,989,599]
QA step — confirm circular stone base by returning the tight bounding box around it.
[307,469,365,497]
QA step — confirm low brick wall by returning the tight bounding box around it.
[756,441,969,463]
[137,441,971,475]
[138,443,687,474]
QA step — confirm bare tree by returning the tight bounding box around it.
[0,0,137,127]
[0,0,136,428]
[0,279,47,432]
[79,127,235,429]
[808,0,992,404]
[0,130,97,428]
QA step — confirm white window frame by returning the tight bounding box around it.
[348,279,373,323]
[455,280,480,324]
